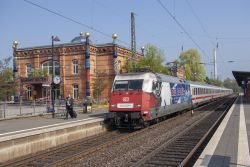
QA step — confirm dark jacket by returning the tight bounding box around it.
[66,97,73,110]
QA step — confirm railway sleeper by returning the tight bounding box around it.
[182,131,208,136]
[153,155,183,159]
[167,146,194,150]
[145,160,180,166]
[174,140,199,144]
[166,146,194,150]
[157,152,187,157]
[160,149,190,154]
[155,154,186,159]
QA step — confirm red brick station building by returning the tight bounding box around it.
[12,32,143,103]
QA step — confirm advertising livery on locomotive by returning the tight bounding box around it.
[106,71,232,128]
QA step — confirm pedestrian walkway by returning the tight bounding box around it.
[194,95,250,167]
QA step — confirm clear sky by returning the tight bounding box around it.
[1,0,250,80]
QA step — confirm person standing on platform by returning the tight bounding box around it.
[65,94,74,119]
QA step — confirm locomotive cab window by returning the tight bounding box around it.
[113,80,143,91]
[129,80,143,90]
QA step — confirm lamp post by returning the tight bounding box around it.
[141,46,145,56]
[85,32,90,98]
[112,33,118,75]
[51,35,60,118]
[12,41,18,102]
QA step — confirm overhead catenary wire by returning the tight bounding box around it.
[93,0,184,53]
[217,37,250,40]
[23,0,130,47]
[157,0,211,61]
[185,0,216,47]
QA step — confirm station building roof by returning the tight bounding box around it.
[232,71,250,87]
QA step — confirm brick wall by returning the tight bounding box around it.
[16,42,143,102]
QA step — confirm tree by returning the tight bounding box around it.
[30,68,48,77]
[92,72,107,104]
[209,78,223,87]
[123,59,134,73]
[179,49,206,82]
[136,44,169,74]
[223,78,241,92]
[0,57,15,101]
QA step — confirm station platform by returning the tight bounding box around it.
[0,108,108,163]
[0,108,107,135]
[194,95,250,167]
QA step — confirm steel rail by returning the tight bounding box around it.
[179,96,237,167]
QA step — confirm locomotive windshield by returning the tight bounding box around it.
[113,80,143,91]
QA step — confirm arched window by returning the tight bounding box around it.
[42,60,60,75]
[72,59,78,74]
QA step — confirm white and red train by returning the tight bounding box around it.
[106,71,232,128]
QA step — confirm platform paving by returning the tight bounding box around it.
[0,108,107,136]
[194,95,250,167]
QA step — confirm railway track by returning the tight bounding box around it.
[0,130,129,167]
[131,96,236,167]
[1,115,169,166]
[0,96,236,167]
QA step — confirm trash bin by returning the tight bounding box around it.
[83,99,92,113]
[14,95,18,103]
[47,105,54,113]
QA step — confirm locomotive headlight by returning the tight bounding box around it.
[142,111,148,116]
[111,104,117,108]
[134,104,141,108]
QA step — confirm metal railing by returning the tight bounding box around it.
[0,97,109,119]
[0,99,48,119]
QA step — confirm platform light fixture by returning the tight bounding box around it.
[51,35,60,118]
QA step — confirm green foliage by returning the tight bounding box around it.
[223,78,242,92]
[2,68,13,82]
[179,49,206,82]
[93,72,107,103]
[208,79,223,87]
[124,60,134,73]
[0,57,15,101]
[30,68,48,77]
[136,44,169,74]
